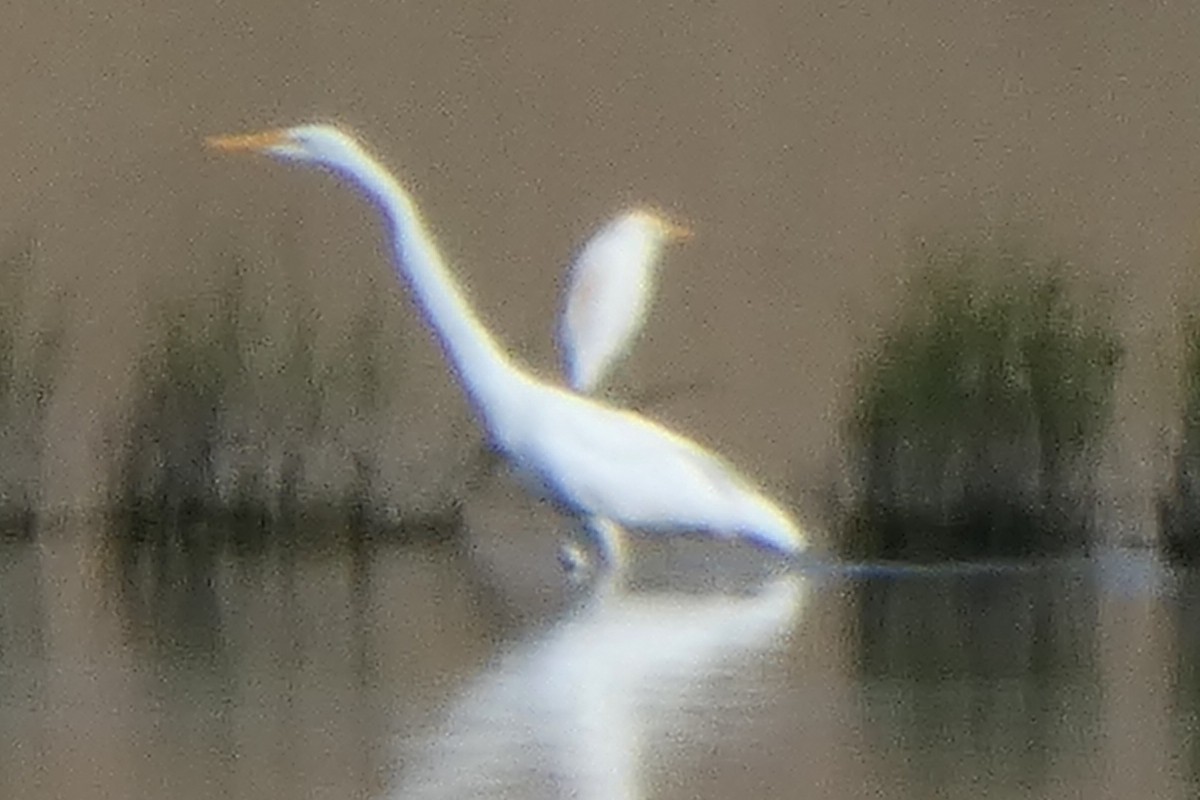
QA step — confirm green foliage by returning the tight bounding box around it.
[117,253,384,534]
[118,257,245,525]
[115,248,442,541]
[845,238,1121,560]
[1159,310,1200,562]
[0,236,63,532]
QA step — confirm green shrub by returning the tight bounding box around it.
[1159,310,1200,561]
[0,236,63,533]
[118,260,244,526]
[114,249,437,541]
[844,238,1121,560]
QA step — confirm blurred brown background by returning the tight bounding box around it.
[5,1,1200,544]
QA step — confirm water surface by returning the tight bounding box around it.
[0,524,1196,799]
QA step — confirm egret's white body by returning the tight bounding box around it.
[206,125,806,561]
[560,210,689,393]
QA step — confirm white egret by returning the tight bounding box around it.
[205,124,806,564]
[559,208,691,393]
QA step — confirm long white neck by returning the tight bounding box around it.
[322,149,530,434]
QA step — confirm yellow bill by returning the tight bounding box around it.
[631,207,694,241]
[204,128,290,152]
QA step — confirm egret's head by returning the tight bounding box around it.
[624,208,693,250]
[206,124,367,168]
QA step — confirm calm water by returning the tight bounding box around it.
[1,522,1198,799]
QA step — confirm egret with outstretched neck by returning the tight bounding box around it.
[206,124,805,566]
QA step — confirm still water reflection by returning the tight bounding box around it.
[395,572,803,799]
[0,523,1197,799]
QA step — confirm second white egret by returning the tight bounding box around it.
[559,209,691,393]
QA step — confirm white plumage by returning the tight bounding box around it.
[559,209,690,393]
[206,124,806,564]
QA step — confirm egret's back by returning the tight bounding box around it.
[499,383,806,555]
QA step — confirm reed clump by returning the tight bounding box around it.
[0,236,63,535]
[115,251,462,543]
[1158,310,1200,562]
[842,238,1121,560]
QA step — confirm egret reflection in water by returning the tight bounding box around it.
[389,575,807,799]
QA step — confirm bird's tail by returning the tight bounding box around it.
[738,497,808,556]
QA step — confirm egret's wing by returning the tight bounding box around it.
[524,390,806,555]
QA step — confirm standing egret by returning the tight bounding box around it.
[205,124,806,565]
[559,209,691,393]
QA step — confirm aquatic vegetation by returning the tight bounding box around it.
[1158,310,1200,562]
[117,258,245,527]
[843,238,1122,559]
[114,249,443,539]
[0,235,63,534]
